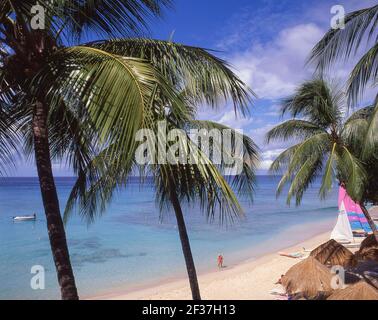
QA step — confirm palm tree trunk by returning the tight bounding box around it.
[168,187,201,300]
[32,99,79,300]
[361,204,378,243]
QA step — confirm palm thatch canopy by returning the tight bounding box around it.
[327,281,378,300]
[310,239,357,267]
[356,235,378,262]
[360,234,378,250]
[363,271,378,290]
[282,257,333,299]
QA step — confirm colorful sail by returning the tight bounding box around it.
[331,186,373,242]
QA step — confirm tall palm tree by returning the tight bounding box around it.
[309,4,378,105]
[63,103,258,300]
[152,119,257,300]
[266,79,378,242]
[0,0,253,299]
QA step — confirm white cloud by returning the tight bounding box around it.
[258,148,287,170]
[229,23,324,99]
[217,110,254,129]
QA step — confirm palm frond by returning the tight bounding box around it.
[86,38,255,115]
[309,5,378,106]
[281,79,343,129]
[348,42,378,105]
[319,143,337,199]
[361,95,378,159]
[32,45,187,168]
[0,101,20,175]
[60,0,172,41]
[271,134,328,203]
[63,145,136,223]
[189,120,258,201]
[338,146,367,202]
[266,119,324,143]
[286,155,323,205]
[287,133,330,175]
[1,0,171,43]
[309,5,378,71]
[47,96,99,176]
[269,144,300,174]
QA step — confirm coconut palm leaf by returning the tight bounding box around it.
[287,155,323,205]
[86,38,255,115]
[281,79,343,128]
[342,119,368,157]
[64,117,254,225]
[286,133,329,175]
[269,134,328,202]
[338,146,367,202]
[32,45,187,166]
[0,0,171,42]
[188,120,258,199]
[269,144,300,174]
[361,95,378,159]
[309,4,378,105]
[60,0,171,40]
[319,142,337,199]
[309,5,378,70]
[271,136,326,203]
[348,42,378,104]
[266,119,324,143]
[0,103,20,175]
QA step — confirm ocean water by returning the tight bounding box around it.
[0,176,338,299]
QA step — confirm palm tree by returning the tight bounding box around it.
[64,103,258,300]
[309,4,378,105]
[0,1,254,299]
[266,79,378,242]
[153,120,257,300]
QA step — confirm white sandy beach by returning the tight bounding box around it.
[90,231,333,300]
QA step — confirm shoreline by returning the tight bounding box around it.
[88,230,331,300]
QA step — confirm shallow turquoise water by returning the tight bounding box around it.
[0,176,337,299]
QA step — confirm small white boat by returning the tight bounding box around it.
[13,214,36,221]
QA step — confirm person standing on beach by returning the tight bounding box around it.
[217,254,224,269]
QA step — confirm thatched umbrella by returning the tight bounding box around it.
[327,281,378,300]
[363,271,378,290]
[355,235,378,262]
[310,239,357,267]
[360,234,378,249]
[282,257,333,299]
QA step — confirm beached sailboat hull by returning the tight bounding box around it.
[13,216,36,221]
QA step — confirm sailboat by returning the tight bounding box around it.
[13,213,36,221]
[330,186,366,244]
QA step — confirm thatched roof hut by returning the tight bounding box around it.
[360,234,378,250]
[310,239,357,267]
[355,234,378,262]
[282,257,333,299]
[363,271,378,290]
[327,281,378,300]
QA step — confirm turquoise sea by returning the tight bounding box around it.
[0,176,337,299]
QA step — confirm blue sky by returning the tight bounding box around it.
[13,0,377,176]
